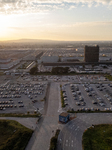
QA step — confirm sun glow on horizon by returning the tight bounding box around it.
[0,1,112,41]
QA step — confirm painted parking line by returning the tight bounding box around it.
[65,139,68,146]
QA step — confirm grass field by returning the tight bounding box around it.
[0,120,33,150]
[82,124,112,150]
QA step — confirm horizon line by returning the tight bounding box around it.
[0,38,112,42]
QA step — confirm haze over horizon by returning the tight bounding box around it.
[1,38,112,43]
[0,0,112,41]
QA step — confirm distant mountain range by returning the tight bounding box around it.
[0,39,112,48]
[0,39,70,43]
[1,39,110,43]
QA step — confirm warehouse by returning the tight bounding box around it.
[38,56,59,64]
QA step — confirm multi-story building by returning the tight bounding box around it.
[84,45,99,62]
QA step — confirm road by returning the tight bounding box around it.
[26,82,61,150]
[57,113,112,150]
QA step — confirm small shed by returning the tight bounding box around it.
[59,112,70,123]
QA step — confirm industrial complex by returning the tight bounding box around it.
[0,45,112,150]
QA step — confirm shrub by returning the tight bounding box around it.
[30,64,38,75]
[61,90,65,108]
[49,129,60,150]
[51,67,69,75]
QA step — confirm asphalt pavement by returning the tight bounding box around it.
[25,82,61,150]
[57,113,112,150]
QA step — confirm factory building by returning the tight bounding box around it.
[84,45,99,62]
[38,56,59,64]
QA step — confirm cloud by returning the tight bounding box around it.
[56,21,112,28]
[0,0,112,14]
[69,5,76,10]
[8,27,25,30]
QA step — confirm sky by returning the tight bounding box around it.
[0,0,112,41]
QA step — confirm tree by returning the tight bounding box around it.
[51,67,69,75]
[30,64,38,75]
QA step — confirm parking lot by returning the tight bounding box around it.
[62,83,112,111]
[1,74,112,113]
[0,81,47,113]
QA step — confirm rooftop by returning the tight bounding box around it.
[60,112,69,117]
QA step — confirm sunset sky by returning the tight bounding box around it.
[0,0,112,41]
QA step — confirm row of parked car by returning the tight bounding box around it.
[84,84,106,107]
[96,83,112,106]
[77,107,112,111]
[0,95,21,98]
[0,104,24,110]
[0,83,44,99]
[70,84,86,106]
[0,101,14,104]
[77,108,100,111]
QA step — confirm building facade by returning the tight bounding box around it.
[59,112,70,123]
[84,45,99,62]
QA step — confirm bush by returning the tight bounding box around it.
[61,90,65,108]
[105,74,112,81]
[49,137,57,150]
[49,129,60,150]
[27,111,30,114]
[51,67,69,75]
[30,64,38,75]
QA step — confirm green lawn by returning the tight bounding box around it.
[0,120,33,150]
[82,124,112,150]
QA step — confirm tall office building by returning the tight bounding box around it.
[84,45,99,62]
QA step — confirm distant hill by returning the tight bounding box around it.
[1,39,111,44]
[0,38,112,43]
[0,39,68,43]
[0,39,112,50]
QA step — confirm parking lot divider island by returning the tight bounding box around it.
[60,85,65,108]
[49,129,60,150]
